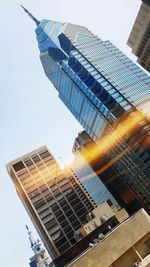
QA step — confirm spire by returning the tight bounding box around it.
[26,225,42,254]
[20,5,40,26]
[26,225,36,246]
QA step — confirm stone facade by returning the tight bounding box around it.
[127,2,150,72]
[80,202,129,237]
[68,209,150,267]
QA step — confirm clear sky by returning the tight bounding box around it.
[0,0,141,266]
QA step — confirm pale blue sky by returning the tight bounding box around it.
[0,0,140,266]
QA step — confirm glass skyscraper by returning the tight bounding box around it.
[72,131,145,215]
[35,19,150,132]
[71,155,116,207]
[71,132,117,207]
[22,7,150,213]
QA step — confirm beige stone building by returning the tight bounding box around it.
[79,202,128,237]
[6,146,95,261]
[68,209,150,267]
[127,1,150,72]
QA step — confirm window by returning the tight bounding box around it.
[24,158,33,167]
[13,161,25,172]
[45,218,57,230]
[107,199,113,207]
[39,150,50,159]
[32,154,40,163]
[145,238,150,248]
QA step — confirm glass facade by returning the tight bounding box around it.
[71,150,117,207]
[34,20,150,213]
[36,21,150,125]
[73,131,145,215]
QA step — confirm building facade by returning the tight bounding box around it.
[127,1,150,72]
[27,226,51,267]
[53,202,130,266]
[7,146,95,260]
[72,131,144,214]
[71,132,117,207]
[22,8,150,213]
[68,209,150,267]
[78,202,129,238]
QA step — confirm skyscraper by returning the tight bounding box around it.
[71,132,117,207]
[22,7,150,213]
[127,0,150,72]
[7,146,95,261]
[72,131,144,214]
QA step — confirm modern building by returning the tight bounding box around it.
[73,131,144,214]
[127,0,150,72]
[7,146,95,261]
[71,132,117,207]
[27,226,51,267]
[68,209,150,267]
[22,7,150,214]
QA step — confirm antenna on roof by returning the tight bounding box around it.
[20,5,40,26]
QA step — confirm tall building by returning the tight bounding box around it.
[22,7,150,213]
[26,226,51,267]
[7,146,95,261]
[71,132,117,207]
[73,131,144,214]
[127,0,150,72]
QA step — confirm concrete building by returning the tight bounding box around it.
[78,202,129,238]
[68,209,150,267]
[127,1,150,72]
[50,202,135,266]
[7,146,95,261]
[27,226,51,267]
